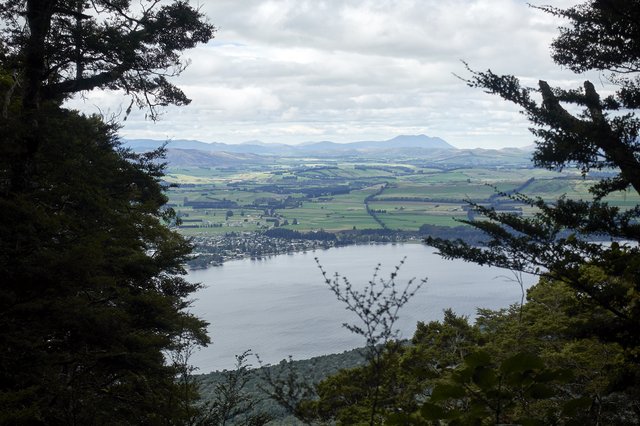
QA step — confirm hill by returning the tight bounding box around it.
[123,134,455,156]
[297,134,455,152]
[122,135,534,168]
[197,348,367,424]
[165,149,269,167]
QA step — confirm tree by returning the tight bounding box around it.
[0,110,212,423]
[427,0,640,361]
[1,0,215,190]
[306,259,425,425]
[195,351,272,426]
[303,310,480,425]
[397,278,636,424]
[299,278,636,424]
[0,0,215,423]
[1,0,214,115]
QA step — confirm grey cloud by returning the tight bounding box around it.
[67,0,587,148]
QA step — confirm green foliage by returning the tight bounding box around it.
[428,0,640,365]
[0,107,210,423]
[410,309,483,373]
[300,345,415,425]
[0,1,215,422]
[197,348,368,425]
[315,260,426,425]
[0,0,215,117]
[420,351,572,424]
[194,351,271,426]
[540,1,640,81]
[299,279,637,424]
[297,311,478,425]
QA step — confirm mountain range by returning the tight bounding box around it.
[121,134,533,168]
[123,134,455,155]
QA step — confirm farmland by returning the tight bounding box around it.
[164,153,638,236]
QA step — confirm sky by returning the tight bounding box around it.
[66,0,594,149]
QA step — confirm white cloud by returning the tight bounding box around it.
[66,0,593,148]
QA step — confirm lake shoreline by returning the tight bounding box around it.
[186,230,423,269]
[187,243,537,372]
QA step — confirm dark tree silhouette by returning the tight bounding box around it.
[0,0,215,423]
[1,0,214,190]
[427,0,640,369]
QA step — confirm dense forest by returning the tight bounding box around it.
[2,0,640,425]
[0,1,215,423]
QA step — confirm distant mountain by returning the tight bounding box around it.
[358,134,453,150]
[119,135,537,167]
[297,134,454,152]
[519,144,537,152]
[120,136,533,167]
[426,147,532,167]
[122,134,456,156]
[123,138,289,155]
[124,138,217,151]
[164,149,268,167]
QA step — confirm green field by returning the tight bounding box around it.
[164,158,639,234]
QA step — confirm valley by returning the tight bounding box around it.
[148,136,636,237]
[126,135,640,269]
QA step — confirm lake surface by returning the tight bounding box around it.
[188,243,536,373]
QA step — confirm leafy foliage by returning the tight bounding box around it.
[0,0,215,117]
[194,351,272,426]
[297,280,637,424]
[428,1,640,361]
[316,259,426,425]
[0,0,215,423]
[0,108,210,423]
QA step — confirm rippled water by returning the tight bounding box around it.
[188,243,536,372]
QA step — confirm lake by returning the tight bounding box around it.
[188,243,536,373]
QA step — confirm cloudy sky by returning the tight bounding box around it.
[67,0,593,149]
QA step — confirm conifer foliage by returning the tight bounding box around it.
[0,1,214,423]
[428,0,640,360]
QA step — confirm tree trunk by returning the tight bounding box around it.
[11,0,57,191]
